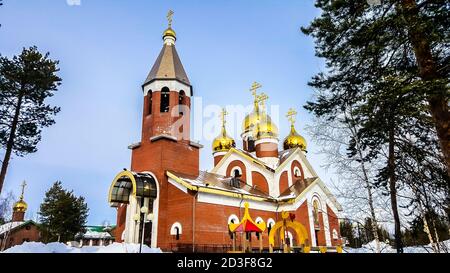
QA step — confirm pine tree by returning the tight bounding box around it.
[0,46,61,194]
[39,181,89,243]
[301,0,449,253]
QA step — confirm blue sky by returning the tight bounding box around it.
[0,0,332,225]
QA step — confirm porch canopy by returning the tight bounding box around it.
[108,170,157,207]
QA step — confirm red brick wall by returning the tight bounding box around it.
[114,204,127,242]
[255,142,278,158]
[12,211,25,222]
[213,154,224,166]
[327,205,341,246]
[279,171,289,194]
[251,171,269,194]
[226,160,247,183]
[294,201,312,246]
[1,223,40,249]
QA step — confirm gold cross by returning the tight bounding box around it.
[249,82,262,100]
[286,108,297,126]
[256,93,269,112]
[167,10,174,28]
[220,108,228,127]
[20,180,27,200]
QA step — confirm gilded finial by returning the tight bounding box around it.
[256,93,269,113]
[286,108,297,127]
[167,10,174,28]
[220,108,228,128]
[19,180,27,201]
[249,82,262,102]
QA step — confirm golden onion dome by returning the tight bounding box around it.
[212,128,236,153]
[13,199,28,213]
[253,115,279,139]
[242,103,261,134]
[283,125,307,151]
[163,27,176,39]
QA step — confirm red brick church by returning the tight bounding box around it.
[108,13,342,252]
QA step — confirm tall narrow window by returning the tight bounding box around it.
[313,200,320,229]
[147,90,152,115]
[160,87,170,113]
[175,227,180,240]
[178,90,185,116]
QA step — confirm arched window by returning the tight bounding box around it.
[234,169,241,178]
[147,90,152,115]
[170,222,182,240]
[267,218,275,235]
[178,90,185,116]
[313,199,320,229]
[294,167,301,178]
[160,87,170,113]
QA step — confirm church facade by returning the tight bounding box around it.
[108,16,342,252]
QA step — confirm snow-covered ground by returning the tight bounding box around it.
[1,242,162,253]
[344,240,450,253]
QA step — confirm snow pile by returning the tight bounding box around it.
[1,242,162,253]
[345,239,450,253]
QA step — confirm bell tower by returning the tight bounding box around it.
[130,11,200,178]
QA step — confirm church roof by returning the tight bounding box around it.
[143,44,191,87]
[167,170,273,201]
[0,220,36,237]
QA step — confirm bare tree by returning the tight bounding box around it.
[306,111,386,253]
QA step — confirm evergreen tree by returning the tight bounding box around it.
[0,46,61,194]
[39,181,89,243]
[301,0,449,253]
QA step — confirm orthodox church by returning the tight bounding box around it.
[108,13,342,252]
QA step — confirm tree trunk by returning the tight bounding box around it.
[0,94,23,194]
[346,110,382,252]
[388,122,403,253]
[400,0,450,183]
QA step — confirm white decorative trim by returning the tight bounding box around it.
[255,138,279,145]
[332,229,339,240]
[228,214,239,224]
[213,151,227,157]
[143,81,191,96]
[170,222,182,235]
[255,217,264,224]
[267,218,275,228]
[230,166,243,177]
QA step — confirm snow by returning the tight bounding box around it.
[344,239,450,253]
[0,221,24,235]
[1,242,163,253]
[82,230,113,239]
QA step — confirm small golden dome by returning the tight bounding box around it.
[283,125,307,151]
[13,200,28,213]
[212,129,236,153]
[163,27,176,39]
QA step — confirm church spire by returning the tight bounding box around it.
[143,10,191,89]
[12,181,28,222]
[162,10,176,45]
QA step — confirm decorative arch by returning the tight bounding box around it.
[267,218,275,229]
[160,86,170,113]
[230,166,243,178]
[279,171,289,194]
[255,217,264,225]
[228,214,239,224]
[108,171,157,206]
[251,171,269,194]
[170,222,183,235]
[268,211,309,251]
[226,160,247,183]
[291,160,304,182]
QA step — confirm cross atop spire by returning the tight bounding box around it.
[286,108,297,127]
[249,82,262,102]
[256,93,269,113]
[167,10,174,28]
[220,108,228,128]
[19,180,27,201]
